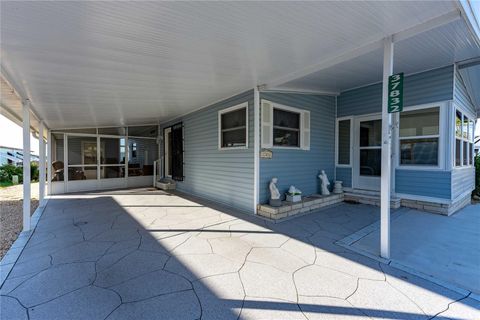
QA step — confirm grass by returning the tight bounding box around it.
[0,181,14,188]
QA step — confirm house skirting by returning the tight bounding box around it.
[401,193,471,216]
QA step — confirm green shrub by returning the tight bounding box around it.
[0,163,39,183]
[31,163,39,181]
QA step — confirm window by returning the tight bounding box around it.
[337,119,351,165]
[273,109,300,147]
[261,100,310,150]
[128,138,158,176]
[455,109,475,167]
[100,137,125,179]
[67,136,98,180]
[399,107,440,166]
[219,103,248,149]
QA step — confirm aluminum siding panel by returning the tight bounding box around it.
[160,90,255,213]
[259,93,336,204]
[337,65,454,117]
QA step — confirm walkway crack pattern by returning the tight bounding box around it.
[2,191,477,320]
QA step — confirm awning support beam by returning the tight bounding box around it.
[39,120,45,205]
[22,100,31,232]
[380,37,393,259]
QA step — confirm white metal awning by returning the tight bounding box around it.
[1,1,479,131]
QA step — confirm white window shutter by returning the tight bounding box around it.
[301,111,310,150]
[261,100,273,148]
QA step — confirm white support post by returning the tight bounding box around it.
[22,100,31,231]
[47,130,52,195]
[39,121,45,205]
[380,37,393,259]
[253,87,260,214]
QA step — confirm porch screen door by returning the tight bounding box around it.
[171,123,184,181]
[354,118,382,191]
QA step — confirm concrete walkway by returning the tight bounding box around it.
[0,188,478,320]
[348,204,480,296]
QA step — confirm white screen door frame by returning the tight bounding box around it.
[353,114,382,191]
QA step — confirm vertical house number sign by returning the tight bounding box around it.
[388,72,404,113]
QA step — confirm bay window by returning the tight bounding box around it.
[399,107,440,166]
[455,109,475,167]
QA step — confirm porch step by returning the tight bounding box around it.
[344,190,401,209]
[156,178,176,190]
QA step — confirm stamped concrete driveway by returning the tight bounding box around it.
[1,188,479,320]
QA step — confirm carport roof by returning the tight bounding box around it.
[1,1,479,133]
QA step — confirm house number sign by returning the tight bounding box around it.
[388,72,404,113]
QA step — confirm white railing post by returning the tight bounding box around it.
[39,121,45,205]
[22,100,31,231]
[153,159,157,187]
[380,37,393,259]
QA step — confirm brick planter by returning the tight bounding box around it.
[257,193,344,221]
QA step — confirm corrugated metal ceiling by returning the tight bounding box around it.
[1,1,477,129]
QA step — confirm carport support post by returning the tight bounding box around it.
[39,121,45,205]
[22,99,31,231]
[253,87,260,214]
[380,37,393,259]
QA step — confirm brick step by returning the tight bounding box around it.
[344,192,401,209]
[156,178,176,190]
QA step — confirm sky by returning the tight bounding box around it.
[0,115,39,155]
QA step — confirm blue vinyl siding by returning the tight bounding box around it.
[335,167,352,188]
[451,167,475,200]
[395,169,451,199]
[337,65,454,117]
[259,93,335,204]
[160,90,255,213]
[454,70,476,115]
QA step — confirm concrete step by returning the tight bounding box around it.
[344,190,401,209]
[156,178,176,190]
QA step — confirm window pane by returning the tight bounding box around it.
[100,137,125,164]
[128,138,158,176]
[399,107,439,137]
[273,109,300,129]
[68,136,97,165]
[338,120,350,165]
[456,139,461,166]
[470,143,474,165]
[455,110,462,138]
[68,167,96,180]
[222,128,246,148]
[463,116,469,139]
[360,120,381,147]
[128,125,158,137]
[360,149,381,176]
[221,108,246,130]
[51,133,65,181]
[468,119,474,142]
[463,141,468,165]
[98,127,126,135]
[273,128,299,147]
[101,166,125,179]
[400,138,438,165]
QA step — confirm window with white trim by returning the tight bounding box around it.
[455,109,475,167]
[399,107,440,166]
[218,103,248,149]
[261,100,310,150]
[337,119,351,165]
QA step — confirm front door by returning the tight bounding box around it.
[353,116,382,191]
